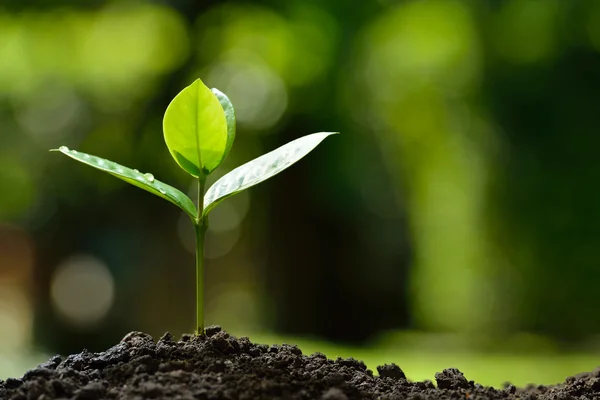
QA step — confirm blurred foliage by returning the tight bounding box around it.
[2,0,600,382]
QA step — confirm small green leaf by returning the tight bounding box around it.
[51,146,197,219]
[211,88,236,166]
[203,132,338,216]
[163,79,228,177]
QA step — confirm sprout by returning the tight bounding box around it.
[51,78,337,333]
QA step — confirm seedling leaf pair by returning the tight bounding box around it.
[52,77,337,332]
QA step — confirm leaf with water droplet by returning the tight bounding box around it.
[163,78,228,178]
[51,148,197,219]
[203,132,338,216]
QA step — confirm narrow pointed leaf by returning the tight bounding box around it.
[163,79,228,177]
[51,147,197,219]
[203,132,338,216]
[211,88,236,165]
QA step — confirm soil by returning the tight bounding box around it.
[1,326,598,400]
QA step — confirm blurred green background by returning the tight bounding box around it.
[2,0,600,387]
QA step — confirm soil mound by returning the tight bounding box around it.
[1,326,598,399]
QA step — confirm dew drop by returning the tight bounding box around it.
[158,188,166,194]
[144,173,155,182]
[133,169,139,173]
[71,150,78,154]
[59,146,69,152]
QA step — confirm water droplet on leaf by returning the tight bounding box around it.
[144,173,155,182]
[133,169,139,173]
[59,146,69,152]
[158,188,166,194]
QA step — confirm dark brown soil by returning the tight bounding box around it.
[1,326,599,399]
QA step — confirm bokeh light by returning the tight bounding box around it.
[207,61,288,132]
[50,254,115,328]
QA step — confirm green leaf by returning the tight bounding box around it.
[211,88,236,166]
[203,132,338,216]
[51,146,197,219]
[163,79,228,177]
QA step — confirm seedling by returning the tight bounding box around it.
[52,78,337,333]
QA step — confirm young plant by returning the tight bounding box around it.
[52,78,337,333]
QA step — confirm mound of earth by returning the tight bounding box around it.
[1,326,598,399]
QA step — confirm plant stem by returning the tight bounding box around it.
[195,175,207,334]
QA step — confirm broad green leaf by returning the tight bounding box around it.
[51,146,197,219]
[203,132,338,216]
[211,88,236,166]
[163,79,228,177]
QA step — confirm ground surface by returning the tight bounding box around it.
[1,327,599,399]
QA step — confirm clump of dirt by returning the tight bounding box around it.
[0,326,598,399]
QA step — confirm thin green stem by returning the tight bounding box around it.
[195,175,207,334]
